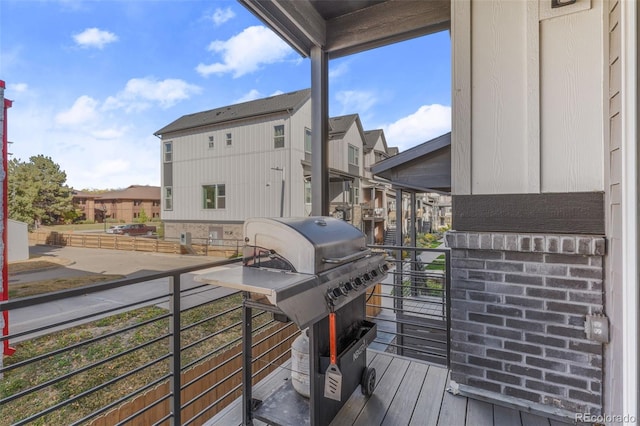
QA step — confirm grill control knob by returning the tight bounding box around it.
[363,273,371,282]
[332,287,343,299]
[379,264,390,274]
[326,288,338,301]
[350,279,359,289]
[354,277,363,287]
[370,269,378,278]
[343,281,354,292]
[339,283,350,294]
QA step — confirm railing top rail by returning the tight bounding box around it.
[0,257,242,311]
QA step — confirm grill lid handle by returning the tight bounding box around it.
[322,248,371,265]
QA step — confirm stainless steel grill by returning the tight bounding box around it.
[199,217,389,329]
[197,217,389,426]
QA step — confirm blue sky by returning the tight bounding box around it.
[1,0,451,190]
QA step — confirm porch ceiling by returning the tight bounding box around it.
[238,0,451,58]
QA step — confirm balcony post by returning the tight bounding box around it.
[242,301,253,425]
[310,45,329,216]
[169,274,181,425]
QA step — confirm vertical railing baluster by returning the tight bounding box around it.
[169,273,181,425]
[242,299,253,425]
[445,249,451,369]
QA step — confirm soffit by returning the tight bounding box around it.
[238,0,450,58]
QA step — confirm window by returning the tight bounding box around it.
[133,212,139,219]
[274,125,285,148]
[348,145,359,166]
[226,133,232,146]
[350,185,360,204]
[304,181,312,204]
[133,200,142,206]
[164,187,173,210]
[203,184,226,209]
[304,128,312,154]
[164,141,172,162]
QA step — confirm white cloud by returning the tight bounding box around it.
[383,104,451,151]
[55,95,99,126]
[73,28,118,49]
[235,89,285,103]
[8,83,28,93]
[91,127,127,140]
[335,90,378,115]
[329,62,350,80]
[235,89,262,103]
[196,26,293,78]
[9,99,160,189]
[103,77,202,112]
[210,7,235,26]
[95,159,131,175]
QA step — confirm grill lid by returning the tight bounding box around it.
[244,217,367,274]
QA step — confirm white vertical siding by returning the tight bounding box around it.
[454,0,606,195]
[540,2,604,192]
[164,99,311,221]
[288,100,312,216]
[471,0,528,194]
[332,122,365,175]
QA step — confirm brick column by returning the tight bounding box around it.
[445,231,605,417]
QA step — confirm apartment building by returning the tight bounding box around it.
[73,185,161,223]
[155,89,396,244]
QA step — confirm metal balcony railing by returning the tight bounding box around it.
[0,257,298,426]
[0,244,450,425]
[366,244,451,367]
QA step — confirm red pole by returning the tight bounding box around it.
[1,80,15,356]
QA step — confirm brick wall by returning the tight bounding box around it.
[445,231,605,416]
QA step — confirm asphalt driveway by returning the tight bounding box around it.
[7,245,241,341]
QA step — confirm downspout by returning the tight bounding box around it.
[287,108,292,217]
[1,80,15,356]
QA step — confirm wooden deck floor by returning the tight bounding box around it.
[208,351,574,426]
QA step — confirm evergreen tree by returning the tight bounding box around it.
[8,155,74,227]
[137,208,150,224]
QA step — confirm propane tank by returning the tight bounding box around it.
[291,328,310,398]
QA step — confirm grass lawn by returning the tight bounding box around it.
[9,259,63,274]
[8,274,124,298]
[424,254,446,271]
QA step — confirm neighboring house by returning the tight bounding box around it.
[73,185,161,224]
[239,0,638,422]
[372,132,452,235]
[154,90,395,244]
[361,129,396,244]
